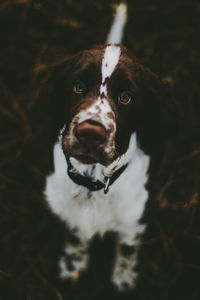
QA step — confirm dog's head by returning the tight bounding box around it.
[43,45,177,167]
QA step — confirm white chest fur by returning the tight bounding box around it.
[44,133,150,244]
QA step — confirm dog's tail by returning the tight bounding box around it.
[106,2,128,44]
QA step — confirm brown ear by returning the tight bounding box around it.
[29,57,76,154]
[135,67,179,154]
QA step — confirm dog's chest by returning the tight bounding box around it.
[45,138,150,241]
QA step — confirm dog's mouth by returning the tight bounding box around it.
[65,145,112,165]
[73,154,98,164]
[63,136,114,166]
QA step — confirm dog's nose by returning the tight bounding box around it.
[75,120,107,146]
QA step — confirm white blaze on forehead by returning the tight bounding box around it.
[101,45,121,96]
[100,84,107,96]
[102,45,121,83]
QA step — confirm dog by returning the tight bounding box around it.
[44,3,176,290]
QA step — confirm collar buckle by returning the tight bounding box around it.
[104,177,111,194]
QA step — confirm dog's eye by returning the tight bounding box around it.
[118,91,132,105]
[73,80,86,94]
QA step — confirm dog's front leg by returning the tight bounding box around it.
[112,244,138,290]
[59,235,89,280]
[112,228,144,290]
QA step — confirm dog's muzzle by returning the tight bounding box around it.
[69,119,109,164]
[63,101,116,165]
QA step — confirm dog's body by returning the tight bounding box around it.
[46,132,149,288]
[44,3,176,290]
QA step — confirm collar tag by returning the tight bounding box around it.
[104,177,110,194]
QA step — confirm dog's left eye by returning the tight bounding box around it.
[118,91,132,105]
[73,80,87,94]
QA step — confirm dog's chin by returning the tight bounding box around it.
[74,153,113,166]
[73,154,98,165]
[65,148,113,166]
[63,138,116,166]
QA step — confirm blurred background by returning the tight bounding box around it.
[0,0,200,299]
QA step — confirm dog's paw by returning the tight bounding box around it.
[58,244,88,280]
[112,255,137,290]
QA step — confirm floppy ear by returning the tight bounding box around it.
[32,48,95,138]
[135,67,179,155]
[26,57,79,174]
[30,57,76,143]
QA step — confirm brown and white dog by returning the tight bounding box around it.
[44,3,176,290]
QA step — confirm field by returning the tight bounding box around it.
[0,1,200,299]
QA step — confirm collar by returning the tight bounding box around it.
[67,160,128,194]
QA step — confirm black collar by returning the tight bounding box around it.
[67,160,128,194]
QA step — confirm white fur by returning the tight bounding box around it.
[112,251,138,290]
[106,3,128,44]
[45,133,150,243]
[76,97,115,128]
[59,243,88,278]
[45,133,150,288]
[100,45,121,96]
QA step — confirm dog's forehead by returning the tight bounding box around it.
[98,45,119,99]
[101,45,121,83]
[76,45,124,71]
[71,45,134,86]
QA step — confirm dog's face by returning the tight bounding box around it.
[61,45,141,166]
[45,45,175,166]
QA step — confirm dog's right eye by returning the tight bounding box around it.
[73,80,87,95]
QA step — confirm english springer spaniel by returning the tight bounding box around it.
[44,3,175,290]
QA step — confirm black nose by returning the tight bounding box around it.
[75,120,107,146]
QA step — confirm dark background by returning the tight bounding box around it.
[0,0,200,299]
